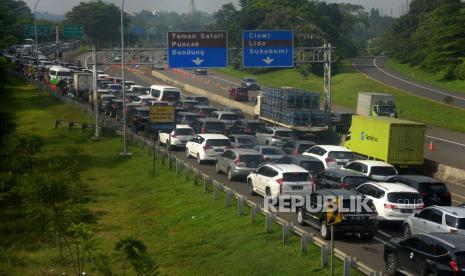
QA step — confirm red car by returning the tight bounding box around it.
[229,87,249,102]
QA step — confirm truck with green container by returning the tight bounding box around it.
[344,115,426,167]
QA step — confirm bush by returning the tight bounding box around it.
[453,59,465,80]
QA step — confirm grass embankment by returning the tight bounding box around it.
[386,58,465,95]
[217,63,465,133]
[1,79,358,275]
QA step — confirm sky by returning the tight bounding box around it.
[25,0,409,17]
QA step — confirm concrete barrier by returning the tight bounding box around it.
[423,159,465,185]
[152,70,255,116]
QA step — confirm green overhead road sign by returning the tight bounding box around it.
[63,25,84,38]
[24,25,50,37]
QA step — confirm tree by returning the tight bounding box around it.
[63,223,97,276]
[64,1,130,47]
[115,236,158,276]
[0,0,32,48]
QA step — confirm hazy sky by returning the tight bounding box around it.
[26,0,409,17]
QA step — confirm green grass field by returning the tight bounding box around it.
[386,58,465,95]
[217,63,465,133]
[0,78,359,275]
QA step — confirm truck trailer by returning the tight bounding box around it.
[344,115,425,166]
[357,92,397,117]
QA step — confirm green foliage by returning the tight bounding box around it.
[0,0,32,48]
[115,236,159,276]
[64,0,130,47]
[382,0,465,79]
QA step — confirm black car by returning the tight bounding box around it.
[174,100,199,112]
[281,140,316,155]
[275,155,325,175]
[176,112,199,125]
[190,118,227,134]
[193,105,218,118]
[185,96,209,106]
[316,169,370,190]
[297,189,378,240]
[384,233,465,275]
[386,175,451,206]
[128,106,149,131]
[194,68,207,75]
[234,120,265,135]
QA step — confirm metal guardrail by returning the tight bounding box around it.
[21,73,383,276]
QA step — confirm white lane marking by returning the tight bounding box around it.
[84,53,92,69]
[208,74,240,86]
[453,199,461,204]
[373,57,465,101]
[425,135,465,148]
[452,193,465,200]
[374,236,387,245]
[378,230,392,238]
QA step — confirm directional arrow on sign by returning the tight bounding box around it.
[262,57,274,65]
[192,57,204,66]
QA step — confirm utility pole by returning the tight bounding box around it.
[34,0,41,80]
[55,24,59,60]
[323,43,332,130]
[120,0,131,156]
[92,43,100,139]
[189,0,195,15]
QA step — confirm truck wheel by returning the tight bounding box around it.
[320,221,330,240]
[385,253,399,276]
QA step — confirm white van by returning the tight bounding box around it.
[149,85,181,103]
[49,66,73,84]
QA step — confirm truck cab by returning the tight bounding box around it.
[372,104,397,117]
[357,92,397,118]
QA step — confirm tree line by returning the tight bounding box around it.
[379,0,465,80]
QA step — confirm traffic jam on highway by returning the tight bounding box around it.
[10,35,465,275]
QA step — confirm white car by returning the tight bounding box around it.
[158,125,194,150]
[133,95,155,106]
[302,145,354,169]
[343,160,398,180]
[402,206,465,238]
[247,164,314,202]
[356,182,424,222]
[185,134,232,164]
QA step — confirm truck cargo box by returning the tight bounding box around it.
[344,115,425,166]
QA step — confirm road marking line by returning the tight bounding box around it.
[352,59,465,112]
[378,230,392,238]
[452,192,465,200]
[425,135,465,148]
[373,57,465,102]
[374,236,387,245]
[208,74,240,86]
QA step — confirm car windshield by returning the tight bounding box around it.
[344,176,370,188]
[200,108,216,114]
[221,114,239,120]
[195,97,208,102]
[371,166,397,176]
[283,172,310,182]
[328,151,354,160]
[275,131,296,138]
[162,90,180,100]
[175,128,193,135]
[184,115,198,120]
[245,78,256,82]
[418,182,448,193]
[205,122,225,130]
[183,101,198,108]
[378,106,396,113]
[57,71,72,76]
[445,215,465,230]
[387,192,422,204]
[247,122,264,130]
[261,148,285,155]
[299,161,325,173]
[240,155,264,163]
[206,139,231,147]
[297,144,313,153]
[136,87,150,94]
[237,137,257,144]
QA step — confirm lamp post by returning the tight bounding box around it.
[34,0,41,80]
[120,0,130,155]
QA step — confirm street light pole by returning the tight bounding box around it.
[34,0,41,80]
[120,0,130,156]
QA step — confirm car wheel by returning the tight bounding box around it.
[216,162,222,174]
[227,168,234,181]
[186,148,191,159]
[403,224,411,238]
[385,253,399,276]
[297,208,306,226]
[197,154,202,165]
[320,221,330,240]
[248,180,255,195]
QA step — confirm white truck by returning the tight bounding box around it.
[73,72,93,97]
[356,92,397,117]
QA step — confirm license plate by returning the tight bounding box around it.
[291,186,303,190]
[215,149,223,152]
[400,209,413,213]
[247,163,257,168]
[350,216,363,220]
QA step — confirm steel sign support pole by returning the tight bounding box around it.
[120,0,130,156]
[34,0,41,80]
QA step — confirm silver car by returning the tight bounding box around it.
[255,126,297,146]
[254,145,285,162]
[229,135,259,149]
[215,148,265,181]
[402,206,465,238]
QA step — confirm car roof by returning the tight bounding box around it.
[269,126,293,131]
[197,118,223,122]
[228,148,261,155]
[138,95,155,99]
[194,105,217,109]
[365,181,418,193]
[214,111,237,115]
[351,160,393,167]
[256,145,282,150]
[326,168,368,177]
[313,145,351,151]
[135,106,150,111]
[292,140,316,145]
[430,206,465,217]
[283,155,321,162]
[176,124,192,129]
[239,119,262,123]
[266,164,309,172]
[197,134,228,139]
[420,233,465,251]
[178,112,198,116]
[398,175,442,183]
[230,134,256,138]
